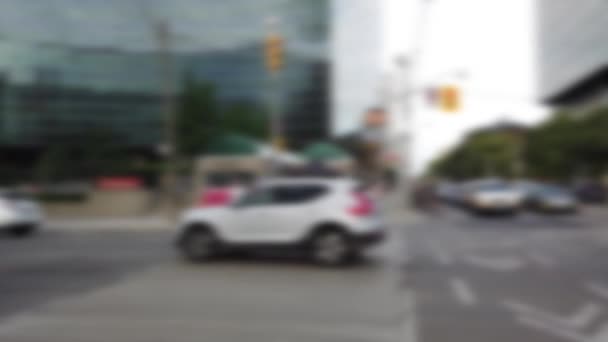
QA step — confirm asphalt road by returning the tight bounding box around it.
[407,206,608,342]
[1,206,608,342]
[0,220,406,342]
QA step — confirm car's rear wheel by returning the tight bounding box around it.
[8,225,37,238]
[311,229,353,266]
[179,226,219,262]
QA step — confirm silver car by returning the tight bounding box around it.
[463,181,525,215]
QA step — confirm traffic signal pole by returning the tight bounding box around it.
[394,0,434,207]
[155,20,178,220]
[265,18,284,173]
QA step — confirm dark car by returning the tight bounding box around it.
[527,185,578,214]
[574,182,607,204]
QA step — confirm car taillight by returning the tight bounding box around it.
[197,189,232,208]
[348,192,375,217]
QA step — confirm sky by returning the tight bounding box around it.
[382,0,550,175]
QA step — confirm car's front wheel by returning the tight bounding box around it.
[310,229,354,266]
[179,225,220,262]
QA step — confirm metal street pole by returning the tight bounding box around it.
[265,16,283,174]
[394,0,434,207]
[270,66,282,160]
[155,20,178,220]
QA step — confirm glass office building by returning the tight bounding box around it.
[538,0,608,108]
[0,0,330,153]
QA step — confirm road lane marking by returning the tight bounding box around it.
[505,299,608,342]
[586,282,608,301]
[504,300,602,330]
[399,206,418,342]
[465,255,524,272]
[402,289,418,342]
[569,303,602,329]
[449,278,477,307]
[528,253,556,269]
[516,315,587,342]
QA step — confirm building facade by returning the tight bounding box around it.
[331,0,383,136]
[538,0,608,110]
[0,0,331,159]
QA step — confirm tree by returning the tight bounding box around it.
[221,102,268,141]
[175,75,269,157]
[176,76,220,156]
[35,145,73,184]
[431,131,524,179]
[526,108,608,180]
[431,107,608,181]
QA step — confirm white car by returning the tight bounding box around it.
[176,178,386,265]
[0,191,44,237]
[463,181,525,214]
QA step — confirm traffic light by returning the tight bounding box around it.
[438,85,461,113]
[265,34,284,73]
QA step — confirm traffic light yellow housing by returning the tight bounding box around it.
[439,85,461,113]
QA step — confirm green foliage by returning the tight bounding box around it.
[526,108,608,180]
[431,107,608,181]
[221,102,268,141]
[431,132,522,180]
[35,145,72,184]
[176,75,268,156]
[176,77,220,156]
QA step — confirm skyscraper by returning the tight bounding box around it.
[0,0,331,154]
[538,0,608,110]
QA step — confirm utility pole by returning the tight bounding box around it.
[264,16,284,172]
[393,0,434,207]
[155,20,178,220]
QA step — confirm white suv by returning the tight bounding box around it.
[0,191,44,237]
[176,178,386,265]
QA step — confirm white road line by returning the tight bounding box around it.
[428,241,453,266]
[516,315,587,342]
[528,253,556,269]
[570,303,602,329]
[586,282,608,300]
[402,289,418,342]
[399,207,418,342]
[504,300,602,330]
[449,278,477,307]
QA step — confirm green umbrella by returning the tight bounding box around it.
[302,142,350,161]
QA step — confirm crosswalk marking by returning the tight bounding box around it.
[450,278,477,307]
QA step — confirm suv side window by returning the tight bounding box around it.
[235,188,273,207]
[272,185,327,205]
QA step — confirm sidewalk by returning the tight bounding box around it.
[46,216,173,231]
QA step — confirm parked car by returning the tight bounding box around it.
[463,180,525,215]
[526,185,578,213]
[0,190,44,237]
[573,181,607,204]
[176,178,386,265]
